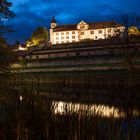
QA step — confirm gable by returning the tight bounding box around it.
[77,21,89,30]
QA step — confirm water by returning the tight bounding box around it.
[0,80,140,140]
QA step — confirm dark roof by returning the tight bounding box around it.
[53,24,77,32]
[51,16,56,23]
[53,21,124,32]
[88,21,123,29]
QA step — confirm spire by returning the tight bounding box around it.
[51,16,56,23]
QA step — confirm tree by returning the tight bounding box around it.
[120,14,140,75]
[0,0,16,72]
[0,37,17,72]
[128,26,140,35]
[120,14,140,42]
[0,0,15,35]
[26,27,48,47]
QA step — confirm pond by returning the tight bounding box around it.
[0,78,140,140]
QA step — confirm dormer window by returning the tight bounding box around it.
[80,25,85,29]
[77,21,89,30]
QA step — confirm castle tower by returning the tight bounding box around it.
[51,16,57,29]
[50,16,57,44]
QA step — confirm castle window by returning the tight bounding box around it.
[56,32,59,35]
[61,41,64,43]
[61,32,64,35]
[56,37,59,40]
[72,31,75,34]
[98,30,102,34]
[108,29,111,33]
[80,25,85,29]
[90,30,94,34]
[66,36,69,39]
[56,41,59,44]
[81,32,84,35]
[66,32,69,35]
[72,40,75,42]
[61,37,64,39]
[72,36,75,39]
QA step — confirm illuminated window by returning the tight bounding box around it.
[72,36,75,39]
[66,32,69,35]
[66,41,69,43]
[98,30,102,34]
[90,30,94,34]
[61,32,64,35]
[72,31,75,34]
[108,29,111,33]
[61,41,64,43]
[116,29,120,33]
[56,41,59,44]
[66,36,69,39]
[72,40,75,42]
[61,37,64,39]
[80,25,85,29]
[56,32,59,35]
[81,32,84,35]
[56,37,59,40]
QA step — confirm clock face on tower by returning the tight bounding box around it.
[51,23,56,28]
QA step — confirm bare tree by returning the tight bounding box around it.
[120,14,140,75]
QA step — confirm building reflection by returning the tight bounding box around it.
[52,101,125,118]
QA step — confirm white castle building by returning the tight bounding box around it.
[50,17,125,45]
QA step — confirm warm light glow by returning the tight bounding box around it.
[52,101,125,118]
[128,26,140,35]
[18,45,27,51]
[20,95,23,101]
[26,44,34,47]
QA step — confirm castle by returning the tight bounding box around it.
[50,16,125,45]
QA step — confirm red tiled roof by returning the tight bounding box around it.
[53,24,77,32]
[53,21,124,32]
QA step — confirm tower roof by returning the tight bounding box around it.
[51,16,56,23]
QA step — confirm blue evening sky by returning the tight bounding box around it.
[7,0,140,44]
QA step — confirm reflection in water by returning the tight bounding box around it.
[0,81,140,140]
[53,101,125,118]
[20,95,23,101]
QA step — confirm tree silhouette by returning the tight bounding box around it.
[0,0,15,35]
[0,0,16,72]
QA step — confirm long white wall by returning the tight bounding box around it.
[50,26,124,44]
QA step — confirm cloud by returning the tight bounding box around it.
[7,0,140,43]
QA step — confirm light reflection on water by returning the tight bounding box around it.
[52,101,126,118]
